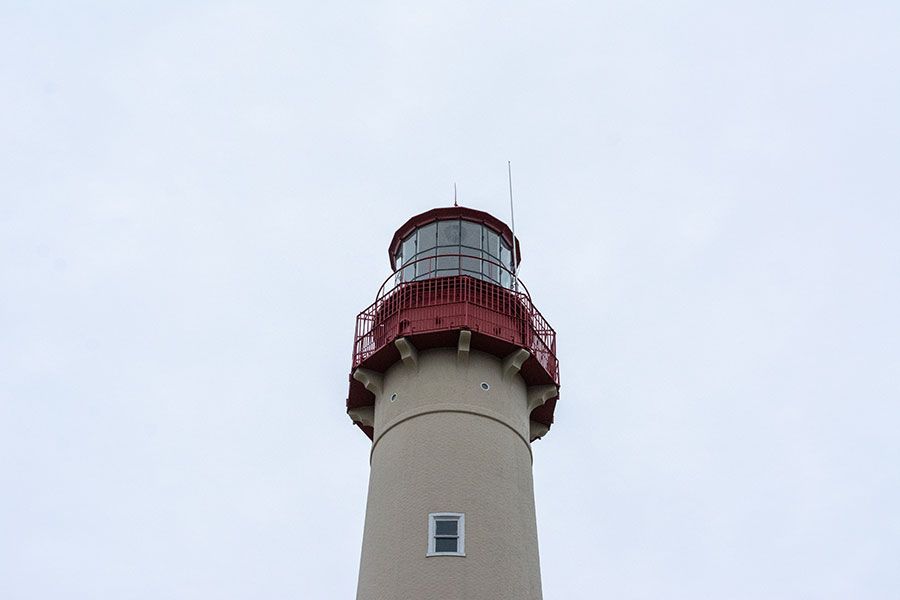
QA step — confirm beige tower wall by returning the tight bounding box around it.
[356,348,543,600]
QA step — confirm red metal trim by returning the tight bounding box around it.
[387,207,522,270]
[352,277,556,373]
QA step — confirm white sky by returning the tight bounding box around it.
[2,2,898,598]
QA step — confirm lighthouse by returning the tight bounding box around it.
[346,206,560,600]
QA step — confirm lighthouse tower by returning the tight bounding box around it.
[346,206,560,600]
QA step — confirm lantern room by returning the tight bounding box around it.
[389,208,522,289]
[348,206,559,440]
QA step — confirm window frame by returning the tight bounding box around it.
[427,512,465,557]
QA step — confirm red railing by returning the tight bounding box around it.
[352,256,558,385]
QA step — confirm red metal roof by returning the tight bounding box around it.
[388,206,522,270]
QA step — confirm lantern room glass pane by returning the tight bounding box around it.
[483,229,500,259]
[415,249,436,278]
[437,255,459,271]
[437,220,460,246]
[418,223,437,251]
[460,247,482,278]
[402,234,416,264]
[483,258,499,283]
[460,220,481,249]
[402,264,414,281]
[436,251,459,278]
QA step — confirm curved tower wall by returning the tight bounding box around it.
[356,348,543,600]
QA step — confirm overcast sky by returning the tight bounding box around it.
[2,1,899,598]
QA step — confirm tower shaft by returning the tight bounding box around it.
[356,348,543,599]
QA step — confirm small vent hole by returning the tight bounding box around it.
[480,382,490,391]
[390,393,398,402]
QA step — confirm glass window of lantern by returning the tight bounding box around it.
[402,261,415,282]
[437,219,460,247]
[402,234,416,264]
[417,222,437,252]
[435,220,461,278]
[500,242,512,287]
[460,245,482,279]
[398,233,414,282]
[460,220,481,250]
[393,220,517,289]
[483,228,500,259]
[500,269,511,288]
[415,248,436,279]
[483,229,500,282]
[436,254,459,277]
[483,260,500,284]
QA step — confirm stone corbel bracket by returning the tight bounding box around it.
[529,421,550,442]
[526,384,558,442]
[527,385,558,412]
[457,330,472,365]
[349,368,383,427]
[353,368,383,397]
[394,337,418,370]
[502,348,531,380]
[347,406,375,428]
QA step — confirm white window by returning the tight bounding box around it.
[427,512,465,556]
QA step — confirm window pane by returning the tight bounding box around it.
[483,229,500,259]
[418,223,437,251]
[415,250,436,279]
[437,220,460,246]
[461,248,482,276]
[435,520,458,536]
[436,255,459,271]
[483,258,499,283]
[500,243,511,269]
[434,537,458,553]
[460,220,481,249]
[402,234,416,264]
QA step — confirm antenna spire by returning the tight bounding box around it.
[508,161,519,285]
[453,183,458,207]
